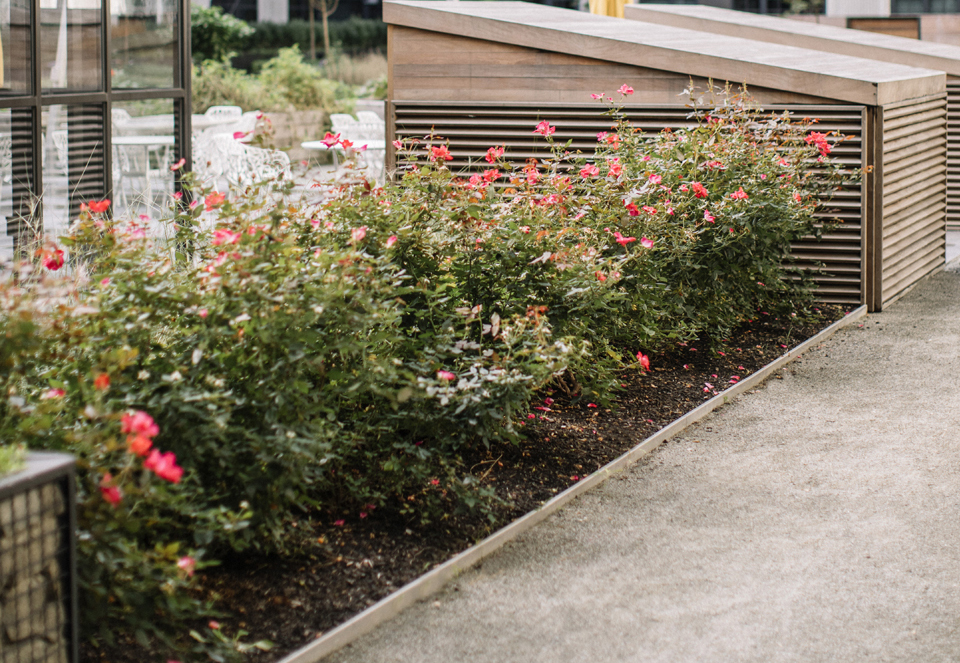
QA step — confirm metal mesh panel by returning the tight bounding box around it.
[394,101,865,305]
[0,474,72,662]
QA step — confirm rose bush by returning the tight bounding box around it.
[0,182,575,655]
[0,87,853,658]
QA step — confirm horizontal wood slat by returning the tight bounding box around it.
[881,96,947,303]
[395,101,865,306]
[884,98,948,124]
[884,210,946,258]
[947,81,960,230]
[884,196,947,238]
[884,163,947,206]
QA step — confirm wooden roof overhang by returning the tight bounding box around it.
[384,0,944,106]
[623,4,960,80]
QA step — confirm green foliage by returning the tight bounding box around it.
[356,74,387,100]
[0,87,853,659]
[190,5,254,64]
[258,46,351,110]
[191,58,283,113]
[0,444,24,477]
[248,17,387,56]
[192,46,354,114]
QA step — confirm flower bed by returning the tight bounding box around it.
[0,89,854,661]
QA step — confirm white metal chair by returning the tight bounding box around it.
[112,140,173,209]
[193,133,290,194]
[323,114,359,169]
[355,111,385,132]
[329,113,359,133]
[0,135,13,184]
[200,111,260,144]
[111,108,134,136]
[203,105,242,121]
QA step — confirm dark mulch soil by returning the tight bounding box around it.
[82,304,854,663]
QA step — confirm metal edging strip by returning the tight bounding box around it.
[277,304,870,663]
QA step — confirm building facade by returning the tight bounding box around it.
[0,0,190,260]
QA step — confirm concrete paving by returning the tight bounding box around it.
[946,230,960,264]
[328,262,960,663]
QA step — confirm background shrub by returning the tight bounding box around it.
[243,17,387,61]
[190,5,254,64]
[258,46,350,110]
[0,89,852,657]
[192,46,354,114]
[191,58,283,113]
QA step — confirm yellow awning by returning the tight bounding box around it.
[588,0,628,19]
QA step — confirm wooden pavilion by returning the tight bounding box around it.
[383,0,946,310]
[624,4,960,234]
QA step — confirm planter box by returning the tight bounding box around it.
[260,110,327,162]
[0,452,77,663]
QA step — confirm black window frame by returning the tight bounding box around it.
[0,0,192,238]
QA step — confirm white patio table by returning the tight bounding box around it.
[114,114,235,135]
[112,135,176,206]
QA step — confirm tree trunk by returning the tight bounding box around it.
[308,0,317,61]
[320,0,331,60]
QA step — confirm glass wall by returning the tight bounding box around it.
[0,0,188,263]
[892,0,960,11]
[41,103,105,239]
[40,0,102,91]
[0,0,32,95]
[0,108,35,262]
[111,0,176,89]
[111,98,174,220]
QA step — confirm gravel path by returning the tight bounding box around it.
[327,263,960,663]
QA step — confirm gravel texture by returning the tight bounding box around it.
[325,263,960,663]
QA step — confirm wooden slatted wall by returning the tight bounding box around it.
[393,101,865,306]
[880,95,947,304]
[946,81,960,231]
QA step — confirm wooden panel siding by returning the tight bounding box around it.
[623,5,960,78]
[947,80,960,230]
[846,17,921,40]
[880,95,947,303]
[390,27,835,106]
[394,101,866,306]
[385,2,945,106]
[625,2,960,232]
